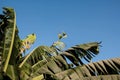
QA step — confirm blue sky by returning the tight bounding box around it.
[0,0,120,62]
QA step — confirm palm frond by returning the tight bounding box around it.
[59,74,120,80]
[1,7,16,73]
[86,57,120,75]
[63,42,100,66]
[28,55,68,79]
[19,46,57,68]
[79,75,120,80]
[20,42,100,79]
[55,57,120,80]
[0,7,20,80]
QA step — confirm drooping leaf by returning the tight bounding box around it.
[29,55,69,79]
[81,75,120,80]
[21,42,100,79]
[64,42,100,66]
[54,58,120,80]
[2,7,16,73]
[19,46,57,68]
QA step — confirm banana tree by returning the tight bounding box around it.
[0,7,120,80]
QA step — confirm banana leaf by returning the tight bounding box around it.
[1,7,20,80]
[55,57,120,80]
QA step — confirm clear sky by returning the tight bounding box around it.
[0,0,120,62]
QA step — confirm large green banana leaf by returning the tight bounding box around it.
[25,43,120,80]
[18,46,57,80]
[31,57,119,80]
[0,7,20,80]
[20,42,100,79]
[54,57,120,80]
[19,46,57,68]
[60,75,120,80]
[80,75,120,80]
[2,7,16,72]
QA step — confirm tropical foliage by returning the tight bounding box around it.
[0,7,120,80]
